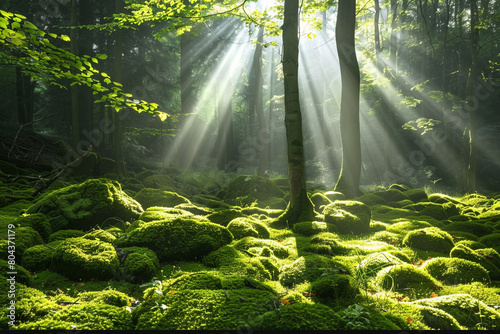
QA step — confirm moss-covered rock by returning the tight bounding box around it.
[249,302,343,330]
[166,272,222,290]
[192,194,231,209]
[26,178,143,232]
[354,193,387,206]
[323,201,371,234]
[402,227,455,254]
[122,248,159,283]
[404,188,428,202]
[292,221,338,236]
[227,217,270,239]
[21,243,58,272]
[5,226,43,262]
[386,220,433,234]
[134,188,190,209]
[323,191,346,202]
[428,193,461,204]
[375,264,441,291]
[15,294,63,324]
[51,237,119,280]
[310,192,332,212]
[223,175,285,206]
[142,174,176,189]
[356,252,405,277]
[303,232,350,256]
[257,197,287,210]
[450,244,500,280]
[411,294,500,330]
[374,189,409,202]
[118,217,233,261]
[479,233,500,252]
[206,209,246,226]
[174,203,213,216]
[442,221,494,237]
[455,239,487,250]
[47,229,85,242]
[233,237,290,259]
[15,303,133,330]
[279,255,349,288]
[309,274,359,304]
[421,257,490,285]
[82,229,117,243]
[78,289,130,307]
[14,213,52,242]
[0,260,31,286]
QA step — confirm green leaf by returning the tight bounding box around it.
[60,34,70,42]
[104,78,112,85]
[96,53,107,60]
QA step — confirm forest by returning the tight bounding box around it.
[1,0,500,330]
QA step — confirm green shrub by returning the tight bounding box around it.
[323,201,371,234]
[292,221,338,236]
[51,237,120,280]
[421,257,490,285]
[402,227,455,254]
[303,232,349,256]
[119,217,232,262]
[227,217,270,239]
[257,197,287,210]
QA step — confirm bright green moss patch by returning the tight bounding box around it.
[292,221,338,236]
[375,264,441,292]
[479,233,500,252]
[77,289,130,307]
[26,178,143,231]
[356,252,405,277]
[450,244,500,280]
[233,236,290,258]
[134,188,190,209]
[82,229,117,243]
[48,229,85,242]
[442,221,494,237]
[374,189,409,202]
[206,208,245,226]
[21,243,56,272]
[51,237,120,280]
[422,257,490,285]
[402,227,455,254]
[227,217,270,239]
[354,193,387,206]
[386,220,433,234]
[370,230,404,245]
[14,213,52,242]
[323,200,371,234]
[223,175,285,207]
[165,272,222,290]
[455,239,487,249]
[310,192,332,212]
[310,274,359,304]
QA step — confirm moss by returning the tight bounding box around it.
[257,197,287,210]
[174,203,213,216]
[402,227,455,254]
[78,289,130,307]
[323,191,346,202]
[15,303,133,330]
[233,237,290,259]
[166,272,223,290]
[440,282,500,306]
[6,226,43,262]
[279,255,349,288]
[227,217,270,239]
[134,188,190,209]
[292,221,338,236]
[403,188,428,202]
[82,229,117,243]
[370,230,405,246]
[223,175,285,207]
[309,274,359,304]
[26,178,143,232]
[48,229,85,242]
[323,201,371,234]
[479,233,500,252]
[138,206,194,222]
[21,244,56,272]
[450,244,500,280]
[207,209,245,226]
[447,231,479,242]
[370,205,419,221]
[51,237,120,280]
[411,294,500,330]
[476,248,500,270]
[119,216,233,261]
[386,220,433,235]
[15,294,63,324]
[455,239,487,249]
[135,288,277,330]
[375,264,441,292]
[370,220,388,232]
[428,193,461,204]
[249,302,343,330]
[123,252,158,283]
[442,221,494,237]
[303,232,350,256]
[356,252,405,277]
[422,257,489,285]
[192,194,231,209]
[418,203,448,220]
[353,193,387,206]
[142,174,176,189]
[0,260,31,286]
[15,213,52,242]
[374,189,409,203]
[310,192,332,212]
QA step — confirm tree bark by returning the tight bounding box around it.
[278,0,315,226]
[334,0,362,198]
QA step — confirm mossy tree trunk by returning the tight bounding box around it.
[278,0,316,226]
[334,0,363,198]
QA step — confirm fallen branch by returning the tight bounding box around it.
[32,145,93,197]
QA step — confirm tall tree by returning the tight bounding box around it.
[334,0,362,198]
[278,0,316,226]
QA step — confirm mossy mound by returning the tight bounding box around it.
[356,252,405,277]
[402,227,455,254]
[21,243,59,272]
[417,203,451,220]
[421,257,490,285]
[479,233,500,252]
[166,272,222,290]
[14,213,52,242]
[192,194,231,209]
[122,247,160,283]
[303,232,350,256]
[134,288,276,330]
[442,221,494,237]
[227,217,270,239]
[118,217,233,261]
[142,174,176,189]
[51,237,119,280]
[174,203,213,216]
[323,201,371,234]
[26,178,143,232]
[15,303,133,330]
[5,226,43,262]
[223,175,285,206]
[233,237,290,259]
[455,239,487,249]
[47,229,85,242]
[0,260,31,286]
[134,188,190,209]
[428,193,461,204]
[134,207,194,226]
[404,188,428,202]
[323,191,346,202]
[370,230,404,245]
[374,189,409,202]
[375,264,441,291]
[292,221,338,236]
[279,255,349,288]
[386,220,433,234]
[82,229,117,243]
[310,274,359,303]
[310,192,332,212]
[411,294,500,330]
[78,289,130,307]
[249,302,343,330]
[257,197,287,210]
[15,294,63,325]
[354,193,387,206]
[371,205,421,221]
[206,209,245,226]
[450,244,500,280]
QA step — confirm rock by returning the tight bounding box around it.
[26,178,143,232]
[292,221,338,236]
[223,175,285,207]
[402,227,455,254]
[134,188,190,209]
[227,217,270,239]
[421,257,490,285]
[310,193,332,212]
[375,264,440,291]
[323,201,371,234]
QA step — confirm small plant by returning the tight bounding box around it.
[342,304,371,330]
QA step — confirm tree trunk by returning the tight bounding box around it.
[180,0,194,116]
[70,0,79,147]
[113,0,126,177]
[334,0,362,198]
[278,0,315,226]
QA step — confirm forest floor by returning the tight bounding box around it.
[1,145,500,330]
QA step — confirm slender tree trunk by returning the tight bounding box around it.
[374,0,381,52]
[278,0,315,226]
[113,0,126,177]
[217,79,236,171]
[180,0,194,116]
[334,0,362,198]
